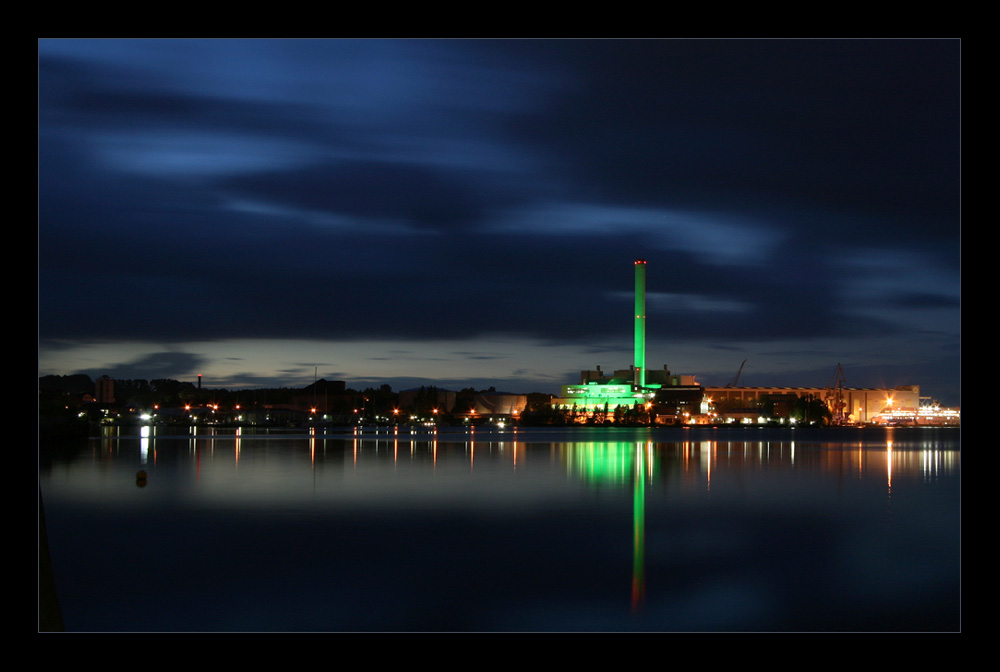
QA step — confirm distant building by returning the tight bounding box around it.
[650,384,707,424]
[874,396,960,426]
[95,375,115,404]
[553,381,643,412]
[278,379,360,420]
[398,387,457,414]
[470,392,527,416]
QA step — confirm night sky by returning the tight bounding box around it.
[37,39,961,405]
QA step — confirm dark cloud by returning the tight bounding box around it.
[893,292,962,309]
[218,160,497,232]
[88,351,207,382]
[516,40,959,247]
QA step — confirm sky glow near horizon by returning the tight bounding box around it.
[38,39,961,404]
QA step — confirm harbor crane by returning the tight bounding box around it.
[825,363,848,425]
[725,359,747,388]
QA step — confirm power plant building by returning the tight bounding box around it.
[551,259,704,418]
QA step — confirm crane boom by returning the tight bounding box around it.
[725,359,747,388]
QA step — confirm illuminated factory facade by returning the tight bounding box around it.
[703,383,958,426]
[551,259,706,420]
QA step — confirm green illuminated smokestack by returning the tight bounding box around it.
[634,259,646,389]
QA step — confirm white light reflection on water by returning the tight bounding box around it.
[40,425,960,632]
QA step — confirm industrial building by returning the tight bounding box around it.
[468,392,528,417]
[704,384,935,425]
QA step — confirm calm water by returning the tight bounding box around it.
[39,425,961,632]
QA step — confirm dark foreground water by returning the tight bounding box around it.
[39,425,960,632]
